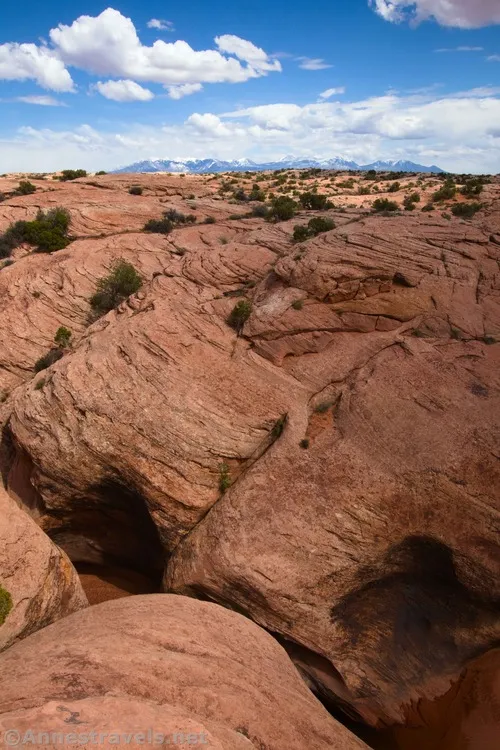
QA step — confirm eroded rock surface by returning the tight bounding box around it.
[2,171,500,734]
[0,595,368,750]
[0,485,87,652]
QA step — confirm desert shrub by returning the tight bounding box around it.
[422,203,434,212]
[203,216,216,224]
[144,218,173,234]
[433,179,456,202]
[271,414,287,440]
[388,182,400,193]
[298,192,333,210]
[227,300,252,333]
[15,180,36,195]
[364,170,377,180]
[315,401,333,414]
[293,225,311,242]
[372,198,399,213]
[249,187,266,202]
[299,438,310,449]
[292,299,304,310]
[403,192,420,211]
[308,216,335,235]
[59,169,87,181]
[0,208,71,257]
[0,585,12,625]
[219,463,231,493]
[251,204,270,218]
[268,196,297,222]
[451,202,482,218]
[129,186,143,195]
[461,178,484,197]
[233,188,247,202]
[95,171,107,176]
[34,347,64,372]
[164,209,196,225]
[358,186,371,195]
[293,216,335,242]
[90,260,142,317]
[54,326,72,347]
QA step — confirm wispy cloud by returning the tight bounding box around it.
[435,46,484,52]
[147,19,174,31]
[487,54,500,62]
[318,87,345,100]
[296,56,332,70]
[16,95,67,106]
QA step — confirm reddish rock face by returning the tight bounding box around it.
[379,649,500,750]
[0,595,369,750]
[0,485,87,652]
[1,171,499,736]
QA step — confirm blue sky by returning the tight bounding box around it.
[0,0,499,172]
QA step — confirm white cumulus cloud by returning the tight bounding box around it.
[369,0,500,28]
[94,79,154,101]
[0,43,74,91]
[49,8,281,86]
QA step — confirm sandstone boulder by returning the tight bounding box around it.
[0,485,87,652]
[0,595,368,750]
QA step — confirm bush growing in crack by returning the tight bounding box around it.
[54,326,72,348]
[270,414,287,440]
[0,584,13,625]
[90,260,143,319]
[219,463,231,494]
[227,300,252,333]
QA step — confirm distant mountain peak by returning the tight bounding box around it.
[112,156,444,174]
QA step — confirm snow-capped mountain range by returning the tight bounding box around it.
[113,156,444,174]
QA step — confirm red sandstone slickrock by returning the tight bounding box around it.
[0,595,369,750]
[0,485,87,652]
[0,171,499,748]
